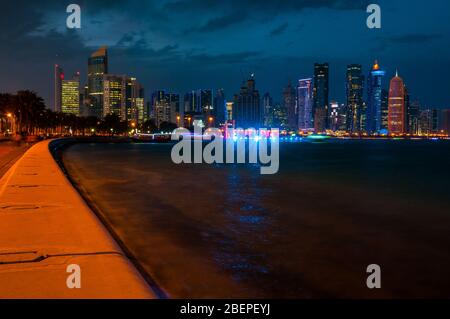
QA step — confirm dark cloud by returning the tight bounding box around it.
[270,23,289,37]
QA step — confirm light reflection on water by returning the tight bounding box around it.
[63,140,450,298]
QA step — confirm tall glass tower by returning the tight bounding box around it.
[313,63,329,131]
[88,47,108,119]
[366,60,385,133]
[346,64,364,133]
[297,78,313,130]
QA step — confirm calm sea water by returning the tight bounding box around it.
[63,139,450,298]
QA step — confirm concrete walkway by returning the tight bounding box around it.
[0,140,155,298]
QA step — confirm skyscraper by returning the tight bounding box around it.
[103,74,126,119]
[214,89,226,125]
[54,64,63,112]
[366,60,385,133]
[262,93,273,127]
[283,81,297,130]
[346,64,364,133]
[297,78,313,130]
[153,91,179,127]
[313,63,329,131]
[388,71,406,134]
[380,89,389,131]
[88,47,108,118]
[61,72,80,116]
[126,77,144,123]
[233,75,261,128]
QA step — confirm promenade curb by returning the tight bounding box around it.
[0,140,155,299]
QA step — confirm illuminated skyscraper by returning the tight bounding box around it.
[297,78,313,130]
[381,89,389,131]
[233,75,261,128]
[103,74,126,119]
[313,63,329,131]
[283,81,297,130]
[366,60,385,133]
[126,77,145,123]
[54,65,64,112]
[88,47,108,118]
[388,71,406,134]
[61,72,80,115]
[262,92,273,126]
[153,91,179,127]
[346,64,364,133]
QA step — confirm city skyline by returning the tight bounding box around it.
[0,1,450,109]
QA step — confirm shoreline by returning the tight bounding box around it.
[0,139,157,298]
[51,138,168,299]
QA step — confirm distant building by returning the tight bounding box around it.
[61,72,80,116]
[407,100,420,135]
[103,74,126,119]
[262,92,273,127]
[153,91,179,127]
[441,109,450,135]
[346,64,364,133]
[297,78,313,130]
[381,89,389,131]
[233,75,261,128]
[126,77,145,123]
[214,89,226,125]
[313,63,329,131]
[329,101,340,131]
[366,60,385,133]
[388,71,406,134]
[88,47,108,118]
[283,81,297,130]
[418,109,439,135]
[54,64,63,112]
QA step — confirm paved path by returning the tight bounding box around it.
[0,142,28,179]
[0,140,156,298]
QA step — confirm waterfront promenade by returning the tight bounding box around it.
[0,140,155,298]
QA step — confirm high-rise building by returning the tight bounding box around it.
[313,63,329,131]
[153,91,179,127]
[408,100,420,135]
[214,89,226,125]
[297,78,313,131]
[88,47,108,118]
[54,64,64,112]
[103,74,126,119]
[366,60,385,133]
[61,72,80,116]
[388,71,406,134]
[329,101,340,132]
[126,77,145,123]
[233,75,261,128]
[283,81,297,130]
[441,109,450,135]
[380,89,389,131]
[262,93,273,127]
[346,64,364,133]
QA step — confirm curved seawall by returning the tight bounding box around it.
[0,140,155,298]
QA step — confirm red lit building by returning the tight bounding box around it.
[388,71,405,134]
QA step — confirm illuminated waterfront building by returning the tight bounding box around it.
[388,71,406,134]
[61,72,80,115]
[262,92,273,127]
[153,91,179,127]
[283,81,297,130]
[407,100,420,135]
[88,47,108,118]
[381,89,389,131]
[297,78,313,130]
[54,64,63,112]
[313,63,329,131]
[346,64,364,133]
[441,109,450,135]
[103,74,126,119]
[366,60,385,133]
[126,77,145,123]
[233,75,262,128]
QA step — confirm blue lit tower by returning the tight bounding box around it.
[366,60,386,133]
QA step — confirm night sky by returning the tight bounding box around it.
[1,0,450,108]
